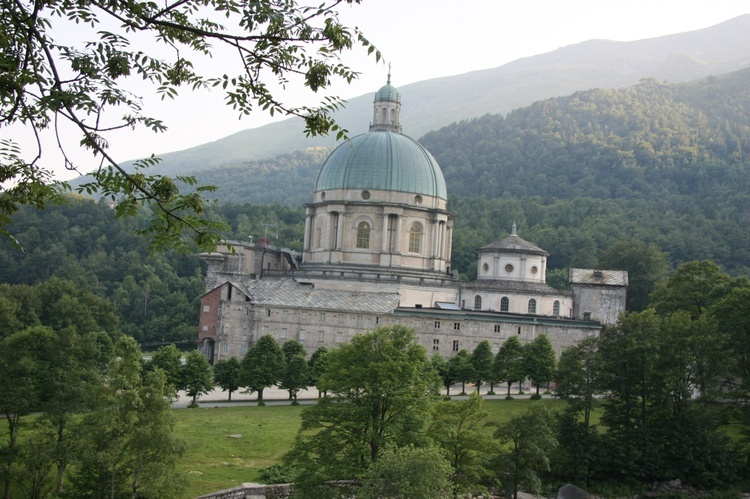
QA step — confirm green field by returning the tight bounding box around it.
[174,397,568,498]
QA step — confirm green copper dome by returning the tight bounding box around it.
[315,131,447,200]
[375,83,399,102]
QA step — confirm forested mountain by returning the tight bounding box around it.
[68,15,750,181]
[188,69,750,277]
[423,69,750,276]
[0,198,205,347]
[6,67,750,346]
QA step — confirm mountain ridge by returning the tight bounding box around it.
[99,14,750,179]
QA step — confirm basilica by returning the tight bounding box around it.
[197,77,627,363]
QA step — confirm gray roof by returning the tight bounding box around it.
[479,234,548,255]
[230,279,400,314]
[569,268,629,286]
[463,279,569,296]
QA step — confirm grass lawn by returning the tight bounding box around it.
[174,404,306,497]
[174,397,569,498]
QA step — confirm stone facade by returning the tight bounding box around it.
[197,78,626,363]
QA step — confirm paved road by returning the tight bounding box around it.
[173,385,541,409]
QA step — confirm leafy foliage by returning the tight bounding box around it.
[285,326,438,494]
[182,350,213,407]
[1,0,379,251]
[427,394,494,495]
[358,445,453,499]
[494,336,526,398]
[240,334,285,402]
[212,357,242,401]
[524,334,556,394]
[493,402,558,499]
[470,340,494,393]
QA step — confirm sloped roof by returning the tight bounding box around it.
[229,279,400,314]
[479,234,548,256]
[569,268,629,286]
[463,279,569,296]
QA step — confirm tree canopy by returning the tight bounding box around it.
[1,0,378,251]
[286,325,438,495]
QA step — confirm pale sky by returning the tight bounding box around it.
[5,0,750,181]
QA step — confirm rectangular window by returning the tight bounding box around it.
[241,344,248,354]
[267,309,271,317]
[281,328,287,341]
[434,320,441,329]
[318,331,325,342]
[336,332,344,343]
[452,340,459,352]
[283,310,290,320]
[202,325,208,331]
[376,317,380,324]
[494,324,501,333]
[299,331,306,341]
[222,343,228,353]
[356,315,364,327]
[338,314,345,324]
[454,322,460,330]
[319,312,326,322]
[203,304,210,313]
[433,338,440,351]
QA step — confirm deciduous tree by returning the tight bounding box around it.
[280,355,309,403]
[240,334,284,404]
[182,350,213,407]
[286,326,439,495]
[493,403,557,499]
[358,446,452,499]
[1,0,378,251]
[427,394,493,495]
[524,334,556,395]
[212,357,242,402]
[470,340,494,394]
[494,336,526,398]
[449,349,474,395]
[148,343,184,393]
[71,336,185,498]
[308,346,329,398]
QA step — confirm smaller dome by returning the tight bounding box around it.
[375,83,399,102]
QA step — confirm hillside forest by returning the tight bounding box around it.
[2,67,750,497]
[2,68,748,345]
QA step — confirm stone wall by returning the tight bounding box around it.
[194,483,292,499]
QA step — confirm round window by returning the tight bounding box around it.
[414,195,423,205]
[361,190,371,200]
[482,263,489,273]
[531,266,538,274]
[505,264,514,273]
[320,191,326,200]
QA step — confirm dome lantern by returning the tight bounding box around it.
[370,69,402,133]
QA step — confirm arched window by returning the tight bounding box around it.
[356,221,370,249]
[500,297,509,312]
[528,299,537,314]
[408,224,422,253]
[553,300,560,316]
[474,295,482,310]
